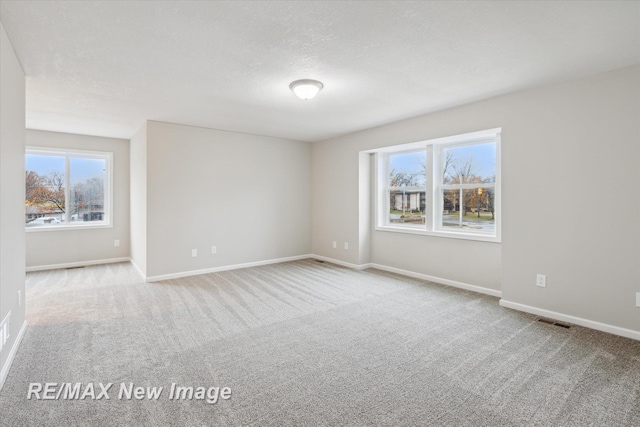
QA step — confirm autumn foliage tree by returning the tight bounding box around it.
[25,171,43,202]
[25,171,65,214]
[442,155,495,218]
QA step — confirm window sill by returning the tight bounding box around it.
[26,223,113,232]
[374,225,501,243]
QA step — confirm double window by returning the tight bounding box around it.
[25,148,112,230]
[376,129,500,241]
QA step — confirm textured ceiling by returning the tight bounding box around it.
[1,1,639,142]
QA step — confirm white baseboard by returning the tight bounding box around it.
[500,299,640,341]
[307,255,500,298]
[369,263,502,298]
[146,254,314,282]
[26,257,131,272]
[311,254,371,270]
[0,320,27,392]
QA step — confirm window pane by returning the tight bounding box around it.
[389,190,426,225]
[69,157,106,223]
[25,154,65,227]
[442,142,496,184]
[441,188,495,233]
[389,151,426,187]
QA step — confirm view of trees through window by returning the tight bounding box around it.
[388,151,426,226]
[25,150,108,228]
[383,136,498,237]
[440,142,496,232]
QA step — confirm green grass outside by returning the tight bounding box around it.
[446,212,495,222]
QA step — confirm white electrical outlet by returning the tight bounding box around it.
[636,292,640,308]
[211,246,217,254]
[344,242,349,250]
[332,241,337,249]
[536,274,547,288]
[114,239,120,247]
[191,249,198,258]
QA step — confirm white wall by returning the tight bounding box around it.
[0,22,26,386]
[129,123,147,276]
[312,64,640,333]
[25,130,130,269]
[144,121,311,279]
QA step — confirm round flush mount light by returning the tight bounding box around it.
[289,79,323,100]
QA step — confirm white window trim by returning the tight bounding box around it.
[373,129,501,243]
[25,147,114,232]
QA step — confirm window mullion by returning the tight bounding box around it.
[389,186,425,192]
[383,153,390,226]
[440,183,495,190]
[434,144,444,232]
[425,145,434,231]
[459,188,463,228]
[64,155,71,224]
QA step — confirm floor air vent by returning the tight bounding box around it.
[537,318,570,329]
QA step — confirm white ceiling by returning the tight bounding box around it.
[1,1,639,142]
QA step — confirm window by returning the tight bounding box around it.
[376,129,500,241]
[25,148,112,230]
[388,150,426,228]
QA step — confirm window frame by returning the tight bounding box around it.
[25,147,114,232]
[374,129,501,243]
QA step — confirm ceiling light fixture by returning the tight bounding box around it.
[289,79,323,100]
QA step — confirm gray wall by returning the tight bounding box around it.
[129,124,147,276]
[25,130,130,268]
[311,108,501,292]
[500,65,640,332]
[0,22,26,383]
[312,64,640,332]
[142,121,311,279]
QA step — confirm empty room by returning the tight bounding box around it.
[1,1,639,425]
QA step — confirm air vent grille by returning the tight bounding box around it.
[537,318,571,329]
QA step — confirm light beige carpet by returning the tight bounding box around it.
[1,260,639,426]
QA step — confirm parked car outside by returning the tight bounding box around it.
[26,217,61,227]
